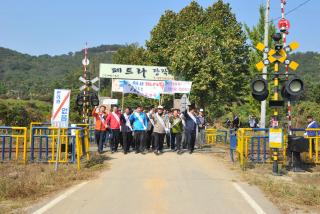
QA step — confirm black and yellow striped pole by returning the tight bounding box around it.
[272,61,280,174]
[254,32,300,174]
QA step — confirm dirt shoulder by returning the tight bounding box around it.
[0,154,110,214]
[212,147,320,214]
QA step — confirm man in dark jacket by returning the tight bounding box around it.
[121,107,133,154]
[182,106,200,154]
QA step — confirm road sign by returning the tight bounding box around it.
[79,76,99,91]
[100,97,118,105]
[51,89,71,128]
[255,41,299,71]
[91,77,99,84]
[278,18,290,31]
[82,58,90,66]
[79,76,86,83]
[269,128,283,149]
[180,94,190,112]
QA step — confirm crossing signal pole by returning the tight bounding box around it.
[77,43,100,123]
[252,0,304,173]
[260,0,270,129]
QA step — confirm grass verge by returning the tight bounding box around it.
[0,154,109,213]
[215,148,320,213]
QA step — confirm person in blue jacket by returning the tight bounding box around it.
[305,115,319,154]
[182,105,200,154]
[129,105,148,154]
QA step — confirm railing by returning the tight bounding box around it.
[236,128,287,169]
[0,126,27,163]
[291,128,320,164]
[30,126,90,165]
[205,128,228,145]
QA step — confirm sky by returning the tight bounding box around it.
[0,0,319,56]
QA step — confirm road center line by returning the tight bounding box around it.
[32,181,88,214]
[232,182,266,214]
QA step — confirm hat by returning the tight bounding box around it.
[200,108,204,112]
[157,105,164,109]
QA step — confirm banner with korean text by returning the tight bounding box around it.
[122,80,164,100]
[112,79,192,95]
[100,64,174,80]
[163,80,192,94]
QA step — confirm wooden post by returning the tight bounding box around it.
[121,92,125,111]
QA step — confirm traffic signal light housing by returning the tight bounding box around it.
[251,78,269,101]
[76,92,99,107]
[90,93,99,106]
[281,76,304,100]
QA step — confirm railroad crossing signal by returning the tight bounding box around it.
[79,76,99,91]
[255,40,300,71]
[252,33,304,104]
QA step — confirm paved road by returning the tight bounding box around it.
[31,151,280,214]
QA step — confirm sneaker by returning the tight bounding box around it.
[189,150,193,154]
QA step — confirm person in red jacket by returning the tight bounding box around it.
[92,105,108,154]
[106,105,122,153]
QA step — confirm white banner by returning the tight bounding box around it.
[112,79,124,92]
[112,79,192,94]
[163,80,192,94]
[101,98,118,105]
[100,63,174,80]
[51,89,71,128]
[122,80,164,100]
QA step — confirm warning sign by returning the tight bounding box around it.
[269,128,283,149]
[51,89,71,128]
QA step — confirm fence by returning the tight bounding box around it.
[291,128,320,164]
[236,128,287,168]
[30,126,90,166]
[0,126,27,163]
[205,128,228,145]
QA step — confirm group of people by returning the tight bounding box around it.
[92,104,206,155]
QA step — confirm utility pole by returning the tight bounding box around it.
[260,0,270,128]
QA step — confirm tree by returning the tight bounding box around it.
[147,0,249,116]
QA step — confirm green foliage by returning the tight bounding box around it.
[0,45,120,100]
[0,99,51,126]
[291,101,320,128]
[147,0,250,108]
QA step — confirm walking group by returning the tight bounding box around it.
[92,104,206,155]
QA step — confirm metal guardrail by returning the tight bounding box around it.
[0,126,27,163]
[236,128,287,168]
[291,128,320,164]
[30,126,90,166]
[205,128,227,145]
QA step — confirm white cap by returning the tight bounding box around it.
[200,108,204,112]
[157,105,164,109]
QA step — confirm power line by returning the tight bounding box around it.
[269,0,313,22]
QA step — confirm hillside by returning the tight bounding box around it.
[0,44,122,100]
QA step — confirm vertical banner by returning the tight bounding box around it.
[51,89,71,128]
